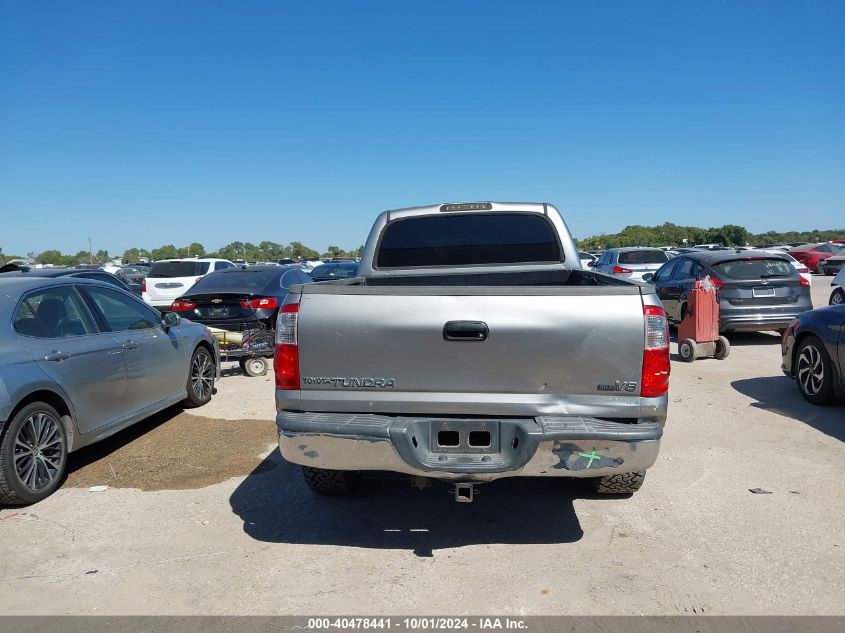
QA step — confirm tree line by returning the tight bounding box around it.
[3,223,843,267]
[575,223,845,251]
[0,241,364,267]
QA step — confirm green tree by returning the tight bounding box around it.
[323,245,345,260]
[35,250,65,265]
[151,244,178,261]
[95,249,110,263]
[286,241,320,260]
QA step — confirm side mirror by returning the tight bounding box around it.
[587,260,596,267]
[642,273,654,282]
[162,312,181,330]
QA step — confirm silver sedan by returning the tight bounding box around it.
[0,277,220,504]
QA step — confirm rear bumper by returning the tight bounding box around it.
[276,412,663,482]
[719,307,811,332]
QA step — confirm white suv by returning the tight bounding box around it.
[142,258,235,310]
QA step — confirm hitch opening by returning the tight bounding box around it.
[452,483,477,503]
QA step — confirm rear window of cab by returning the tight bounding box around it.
[376,213,561,268]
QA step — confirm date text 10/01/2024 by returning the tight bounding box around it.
[306,618,529,630]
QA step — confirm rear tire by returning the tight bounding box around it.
[714,336,731,360]
[184,346,215,407]
[0,402,68,505]
[815,261,826,275]
[795,335,837,405]
[594,471,646,494]
[302,466,357,495]
[830,288,845,306]
[240,356,268,377]
[678,338,697,362]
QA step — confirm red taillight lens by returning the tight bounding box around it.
[642,305,670,398]
[274,303,300,390]
[141,278,147,293]
[170,300,196,311]
[709,276,724,289]
[240,297,279,310]
[799,276,811,287]
[612,265,633,274]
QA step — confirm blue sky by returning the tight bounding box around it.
[1,1,843,256]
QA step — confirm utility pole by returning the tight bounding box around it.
[88,237,93,264]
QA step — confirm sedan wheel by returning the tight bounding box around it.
[830,288,844,305]
[185,347,215,407]
[0,402,68,505]
[795,336,836,405]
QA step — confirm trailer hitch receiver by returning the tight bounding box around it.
[452,483,477,503]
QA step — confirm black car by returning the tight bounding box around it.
[0,267,139,295]
[309,261,359,282]
[645,250,813,333]
[782,305,845,404]
[169,265,312,332]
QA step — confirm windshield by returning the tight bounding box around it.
[618,250,668,265]
[376,213,561,268]
[148,261,210,278]
[713,258,795,279]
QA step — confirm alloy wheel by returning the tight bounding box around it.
[797,344,824,396]
[14,411,65,492]
[191,351,214,400]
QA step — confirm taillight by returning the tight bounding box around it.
[797,266,809,274]
[240,297,278,310]
[709,276,724,289]
[641,305,670,398]
[799,276,811,287]
[613,265,633,274]
[170,300,196,311]
[274,303,300,390]
[141,278,147,293]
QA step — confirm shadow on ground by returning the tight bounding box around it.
[230,451,588,556]
[731,375,844,443]
[722,331,783,347]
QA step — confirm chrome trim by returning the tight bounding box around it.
[277,412,661,482]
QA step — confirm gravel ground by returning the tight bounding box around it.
[0,277,842,615]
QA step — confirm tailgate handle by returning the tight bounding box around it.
[443,321,488,342]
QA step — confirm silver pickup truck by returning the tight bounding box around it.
[274,202,670,501]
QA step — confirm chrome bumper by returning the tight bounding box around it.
[277,412,662,482]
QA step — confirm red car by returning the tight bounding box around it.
[789,242,844,274]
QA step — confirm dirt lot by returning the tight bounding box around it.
[0,277,842,615]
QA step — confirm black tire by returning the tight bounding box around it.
[678,338,697,362]
[184,346,215,407]
[302,466,357,495]
[815,261,826,275]
[830,288,845,306]
[794,335,837,405]
[714,335,731,360]
[240,356,268,377]
[594,471,646,494]
[0,402,68,505]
